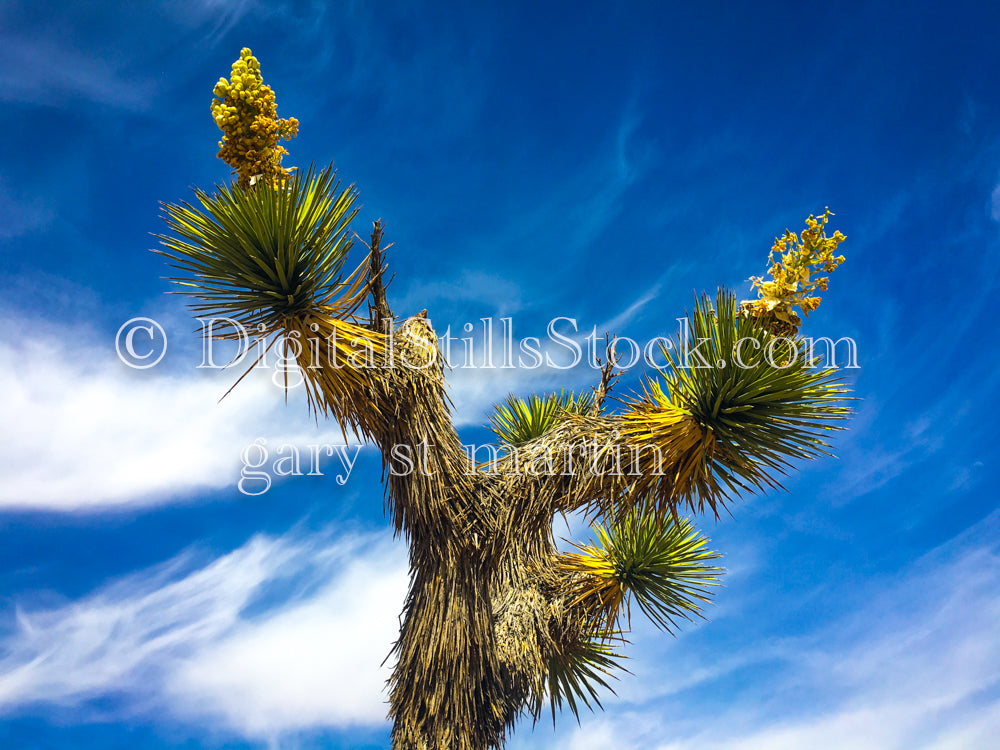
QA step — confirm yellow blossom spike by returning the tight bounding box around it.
[210,48,299,188]
[740,209,846,336]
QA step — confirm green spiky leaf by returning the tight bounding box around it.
[542,632,625,723]
[489,390,594,447]
[623,289,851,516]
[155,163,361,334]
[561,514,723,633]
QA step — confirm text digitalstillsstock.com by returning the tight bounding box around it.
[190,315,859,384]
[116,315,859,376]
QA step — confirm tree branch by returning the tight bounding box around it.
[591,333,621,415]
[365,219,394,329]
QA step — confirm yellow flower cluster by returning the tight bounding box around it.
[210,48,299,188]
[741,209,846,336]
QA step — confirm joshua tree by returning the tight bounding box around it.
[157,49,850,750]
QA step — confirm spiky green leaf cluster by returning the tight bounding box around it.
[156,164,360,335]
[489,390,593,447]
[544,515,719,722]
[606,514,721,631]
[634,289,850,508]
[542,633,625,723]
[562,515,722,633]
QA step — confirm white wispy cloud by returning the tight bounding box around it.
[0,33,152,109]
[395,270,530,320]
[0,313,355,510]
[443,302,655,429]
[11,500,995,750]
[0,527,408,739]
[167,546,404,734]
[0,1,257,110]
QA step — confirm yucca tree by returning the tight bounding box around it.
[157,49,851,750]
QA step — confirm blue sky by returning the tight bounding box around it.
[1,1,999,748]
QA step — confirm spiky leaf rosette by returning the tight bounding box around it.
[559,514,722,634]
[541,631,625,723]
[490,390,594,447]
[156,164,384,431]
[622,290,849,518]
